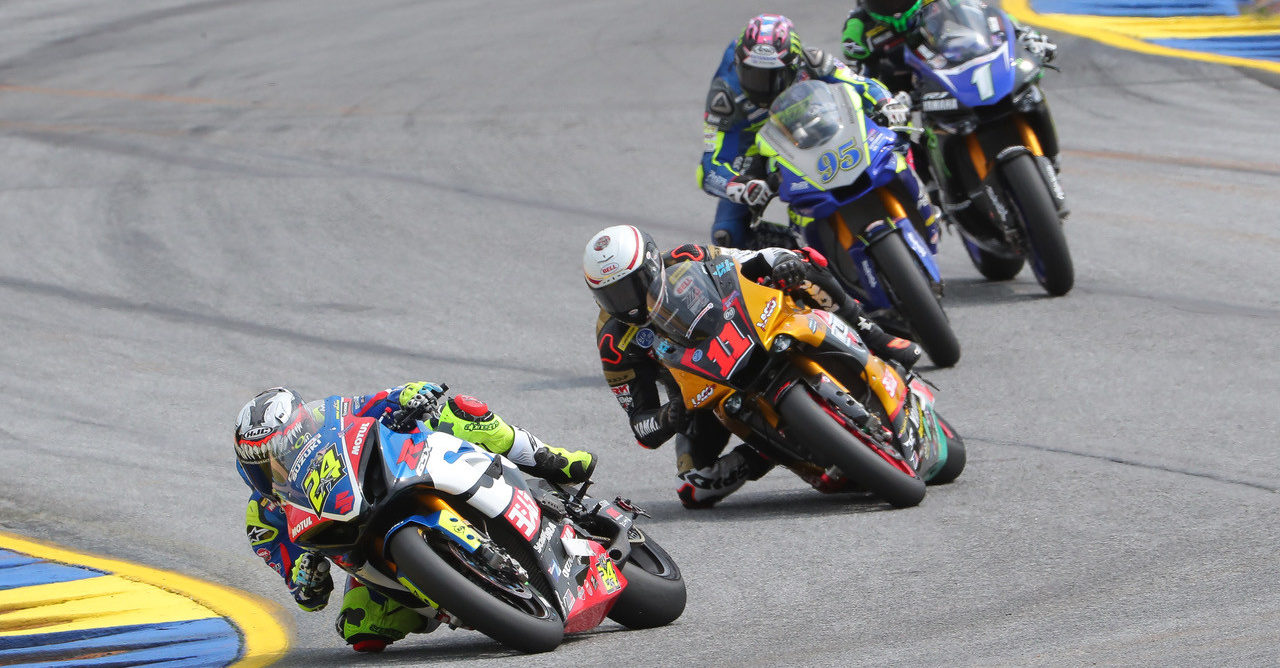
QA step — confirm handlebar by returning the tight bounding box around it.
[389,383,449,431]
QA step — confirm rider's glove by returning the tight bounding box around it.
[1019,30,1057,62]
[290,552,333,612]
[771,254,808,291]
[657,399,688,433]
[530,445,597,484]
[875,97,910,127]
[725,176,773,208]
[399,381,444,408]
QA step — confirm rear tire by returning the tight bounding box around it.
[927,415,966,485]
[388,527,564,653]
[868,233,961,367]
[606,529,686,629]
[778,387,926,508]
[1000,153,1073,296]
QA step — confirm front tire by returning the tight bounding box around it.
[778,387,926,508]
[606,528,686,629]
[927,415,966,485]
[388,527,564,653]
[868,233,961,367]
[1000,153,1073,296]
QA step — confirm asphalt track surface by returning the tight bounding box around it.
[1,1,1277,666]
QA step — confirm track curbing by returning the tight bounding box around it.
[0,529,291,667]
[1006,0,1280,75]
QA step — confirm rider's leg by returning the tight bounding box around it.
[711,198,753,247]
[334,577,437,653]
[674,412,772,509]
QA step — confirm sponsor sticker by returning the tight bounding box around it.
[504,488,542,541]
[756,298,777,330]
[922,98,958,112]
[533,523,556,552]
[674,276,693,296]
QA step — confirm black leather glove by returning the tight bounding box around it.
[658,399,688,432]
[290,552,333,611]
[771,254,807,290]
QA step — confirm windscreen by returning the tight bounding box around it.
[916,0,999,65]
[646,261,724,348]
[768,80,842,150]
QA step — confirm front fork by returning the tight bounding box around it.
[817,195,944,312]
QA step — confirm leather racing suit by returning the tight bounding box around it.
[697,42,896,247]
[595,244,921,508]
[237,384,593,651]
[840,0,1062,192]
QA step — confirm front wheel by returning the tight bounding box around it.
[606,527,686,629]
[388,526,564,653]
[868,233,961,367]
[1000,153,1073,296]
[927,414,966,485]
[778,386,926,508]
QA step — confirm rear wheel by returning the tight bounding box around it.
[868,233,961,367]
[926,414,966,485]
[606,527,686,629]
[388,526,564,653]
[778,387,926,508]
[962,237,1025,281]
[1000,153,1073,296]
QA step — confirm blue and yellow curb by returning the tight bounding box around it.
[0,530,290,667]
[1007,0,1280,75]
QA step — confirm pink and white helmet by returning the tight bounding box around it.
[583,225,662,324]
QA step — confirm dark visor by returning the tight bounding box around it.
[594,262,661,322]
[737,65,794,105]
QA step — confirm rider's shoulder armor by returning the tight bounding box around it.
[663,244,716,266]
[705,78,745,132]
[597,312,653,370]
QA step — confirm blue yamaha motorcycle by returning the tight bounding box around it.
[755,79,960,368]
[904,0,1073,295]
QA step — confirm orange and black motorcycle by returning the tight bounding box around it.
[647,256,965,508]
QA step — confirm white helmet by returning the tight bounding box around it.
[583,225,662,324]
[234,387,317,496]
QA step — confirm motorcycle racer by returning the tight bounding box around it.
[840,0,1062,186]
[698,13,907,247]
[583,225,922,508]
[233,383,595,652]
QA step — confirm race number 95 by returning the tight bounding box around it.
[817,140,861,183]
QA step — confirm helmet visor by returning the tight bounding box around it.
[594,260,662,324]
[736,64,796,107]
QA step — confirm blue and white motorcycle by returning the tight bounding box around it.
[755,79,961,368]
[904,0,1073,295]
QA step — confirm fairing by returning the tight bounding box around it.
[905,0,1018,109]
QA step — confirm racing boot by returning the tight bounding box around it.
[431,395,515,451]
[839,308,922,371]
[530,444,596,484]
[676,444,772,509]
[336,579,437,653]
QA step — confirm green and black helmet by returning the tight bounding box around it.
[865,0,925,33]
